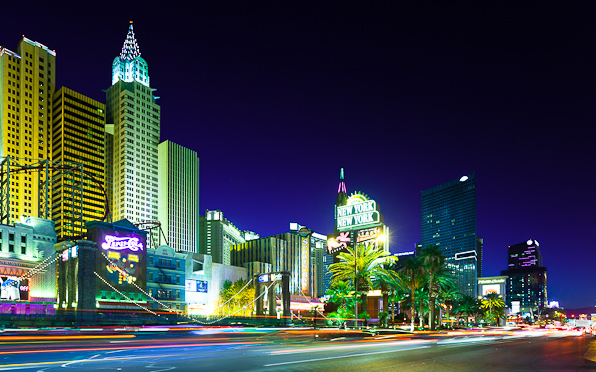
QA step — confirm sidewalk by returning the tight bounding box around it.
[584,337,596,363]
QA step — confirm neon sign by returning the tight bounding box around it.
[102,235,144,251]
[327,231,351,254]
[102,235,143,286]
[301,235,310,296]
[357,227,381,242]
[336,200,379,230]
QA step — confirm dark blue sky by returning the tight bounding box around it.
[2,1,594,309]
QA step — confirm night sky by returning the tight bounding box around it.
[2,1,594,309]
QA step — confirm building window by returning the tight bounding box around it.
[21,246,26,255]
[148,272,153,281]
[9,244,14,253]
[21,235,26,244]
[148,256,153,265]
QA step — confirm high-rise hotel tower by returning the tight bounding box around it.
[0,37,55,222]
[51,87,106,239]
[158,141,199,252]
[106,22,160,225]
[421,174,483,297]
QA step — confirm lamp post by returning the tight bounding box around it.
[354,243,358,329]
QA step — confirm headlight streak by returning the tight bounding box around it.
[0,341,274,355]
[0,335,136,341]
[264,346,431,367]
[270,339,434,355]
[437,336,499,345]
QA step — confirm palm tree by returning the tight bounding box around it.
[329,243,396,320]
[374,267,402,328]
[326,280,357,328]
[431,265,459,328]
[415,285,430,329]
[481,291,506,326]
[420,245,445,331]
[439,281,462,329]
[400,257,424,331]
[455,295,481,326]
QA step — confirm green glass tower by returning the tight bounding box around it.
[421,174,482,297]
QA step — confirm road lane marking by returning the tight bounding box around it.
[264,346,430,366]
[0,354,179,369]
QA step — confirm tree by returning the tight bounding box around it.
[455,295,481,326]
[374,263,403,328]
[481,291,505,326]
[326,280,358,328]
[219,278,255,317]
[329,244,397,321]
[400,257,424,332]
[430,265,460,328]
[415,285,430,329]
[439,281,462,329]
[420,245,445,331]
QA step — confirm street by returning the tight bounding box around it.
[0,328,595,371]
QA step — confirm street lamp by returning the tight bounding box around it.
[354,244,358,329]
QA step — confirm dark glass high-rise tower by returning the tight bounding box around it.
[421,173,482,297]
[501,239,547,314]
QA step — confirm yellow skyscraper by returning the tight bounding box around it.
[51,87,106,239]
[0,37,55,223]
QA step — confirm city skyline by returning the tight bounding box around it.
[0,1,594,309]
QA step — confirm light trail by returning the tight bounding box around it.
[264,346,431,366]
[0,335,136,341]
[270,339,434,355]
[0,354,179,369]
[0,340,274,355]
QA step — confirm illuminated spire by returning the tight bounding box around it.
[112,22,149,87]
[338,168,347,194]
[336,168,347,209]
[120,21,141,61]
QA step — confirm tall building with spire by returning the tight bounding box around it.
[105,22,160,227]
[328,168,389,258]
[0,37,55,222]
[334,168,347,232]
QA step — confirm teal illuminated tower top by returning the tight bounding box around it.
[111,22,150,87]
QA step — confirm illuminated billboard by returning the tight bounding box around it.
[88,223,148,298]
[477,276,507,300]
[297,227,311,296]
[0,276,29,301]
[357,227,382,243]
[185,280,208,293]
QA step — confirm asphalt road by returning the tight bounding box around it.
[0,328,594,371]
